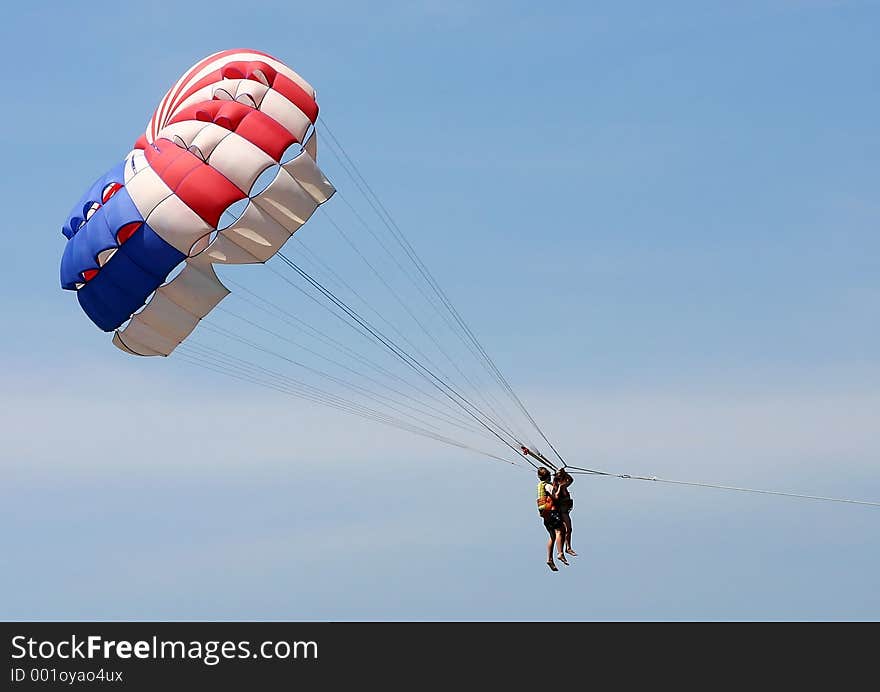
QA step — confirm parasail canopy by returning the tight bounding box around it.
[60,49,334,357]
[59,49,569,472]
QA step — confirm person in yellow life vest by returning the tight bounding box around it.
[537,467,567,572]
[554,468,577,557]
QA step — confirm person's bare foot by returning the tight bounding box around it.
[547,561,558,572]
[565,548,578,556]
[557,554,569,566]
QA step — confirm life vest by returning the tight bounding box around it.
[537,482,555,515]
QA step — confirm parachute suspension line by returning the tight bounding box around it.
[275,250,524,456]
[319,208,527,444]
[289,231,445,379]
[290,235,364,305]
[317,118,560,462]
[178,343,423,427]
[174,346,520,465]
[196,320,484,435]
[177,344,420,428]
[316,149,535,450]
[564,466,880,508]
[178,341,502,457]
[223,280,486,428]
[197,310,523,458]
[225,278,399,378]
[300,215,465,397]
[213,306,493,437]
[183,342,438,439]
[276,251,527,461]
[178,344,524,468]
[324,189,521,421]
[262,261,521,448]
[181,340,446,433]
[325,198,538,452]
[237,269,433,389]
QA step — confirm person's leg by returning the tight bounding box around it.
[556,528,569,565]
[545,525,558,571]
[563,512,577,555]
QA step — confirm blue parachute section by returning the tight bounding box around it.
[75,224,185,331]
[60,163,185,331]
[61,162,125,241]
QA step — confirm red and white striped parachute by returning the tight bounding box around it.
[73,48,335,356]
[59,48,556,467]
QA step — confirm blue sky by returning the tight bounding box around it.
[1,1,878,620]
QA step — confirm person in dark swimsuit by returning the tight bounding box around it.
[536,467,567,571]
[554,468,577,557]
